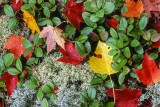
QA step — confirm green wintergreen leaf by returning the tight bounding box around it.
[108,49,117,56]
[131,39,140,47]
[118,72,125,85]
[80,92,88,102]
[118,33,128,41]
[116,39,123,48]
[87,87,96,100]
[35,47,43,57]
[37,18,47,26]
[4,53,14,67]
[33,33,39,45]
[81,27,93,35]
[99,31,108,41]
[50,94,56,105]
[43,7,50,17]
[24,47,32,57]
[85,42,91,53]
[158,47,160,52]
[75,42,87,57]
[30,76,39,86]
[8,68,20,75]
[42,85,52,93]
[81,102,88,107]
[16,58,22,72]
[89,101,99,107]
[127,24,133,33]
[84,1,98,12]
[42,98,49,107]
[103,2,115,14]
[49,0,55,5]
[8,19,17,30]
[120,17,128,29]
[97,0,102,9]
[46,81,54,90]
[82,12,97,28]
[106,102,114,107]
[90,14,100,22]
[106,37,118,48]
[123,47,131,58]
[0,58,5,72]
[23,39,33,48]
[4,5,14,17]
[90,78,102,85]
[117,24,126,33]
[96,9,104,18]
[75,34,88,43]
[38,0,43,4]
[65,24,76,39]
[26,58,36,65]
[96,26,105,33]
[151,33,160,42]
[128,17,134,24]
[102,74,108,80]
[105,80,114,88]
[26,81,38,89]
[47,19,53,26]
[28,0,36,3]
[110,27,118,39]
[121,6,128,14]
[37,88,43,100]
[52,17,61,25]
[149,53,158,60]
[134,45,144,54]
[139,16,148,30]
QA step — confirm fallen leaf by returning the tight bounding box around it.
[152,39,160,48]
[56,43,86,65]
[106,16,120,30]
[122,0,144,18]
[39,25,65,54]
[105,86,142,107]
[11,0,23,12]
[152,22,160,33]
[143,0,160,19]
[88,41,118,75]
[0,72,19,97]
[134,52,160,85]
[22,10,40,35]
[64,0,87,31]
[3,35,32,60]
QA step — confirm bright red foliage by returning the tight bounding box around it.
[106,16,120,30]
[56,43,86,65]
[0,72,19,97]
[134,52,160,85]
[11,0,23,12]
[152,22,160,48]
[3,35,32,60]
[64,0,87,31]
[105,86,142,107]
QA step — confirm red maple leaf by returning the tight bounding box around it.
[3,35,32,60]
[134,52,160,85]
[11,0,23,12]
[105,86,142,107]
[64,0,87,31]
[106,16,120,30]
[0,72,19,97]
[152,22,160,48]
[56,43,86,65]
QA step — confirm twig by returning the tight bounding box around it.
[109,74,116,104]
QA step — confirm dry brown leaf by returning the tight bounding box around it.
[39,25,65,54]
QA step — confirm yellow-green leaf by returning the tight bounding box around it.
[22,10,40,35]
[88,41,118,75]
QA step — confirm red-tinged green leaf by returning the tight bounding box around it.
[0,72,19,97]
[134,52,160,85]
[105,86,142,107]
[64,0,87,31]
[56,43,86,65]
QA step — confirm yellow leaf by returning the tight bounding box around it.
[88,41,118,75]
[22,10,40,35]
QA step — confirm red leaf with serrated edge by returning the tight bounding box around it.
[105,86,142,107]
[56,43,86,65]
[0,72,19,97]
[3,35,32,60]
[152,39,160,48]
[64,0,87,31]
[134,52,160,85]
[11,0,23,12]
[106,16,120,30]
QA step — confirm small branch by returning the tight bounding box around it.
[109,75,116,104]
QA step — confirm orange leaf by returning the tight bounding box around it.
[122,0,144,18]
[3,35,32,60]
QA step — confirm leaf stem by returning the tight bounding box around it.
[109,74,116,104]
